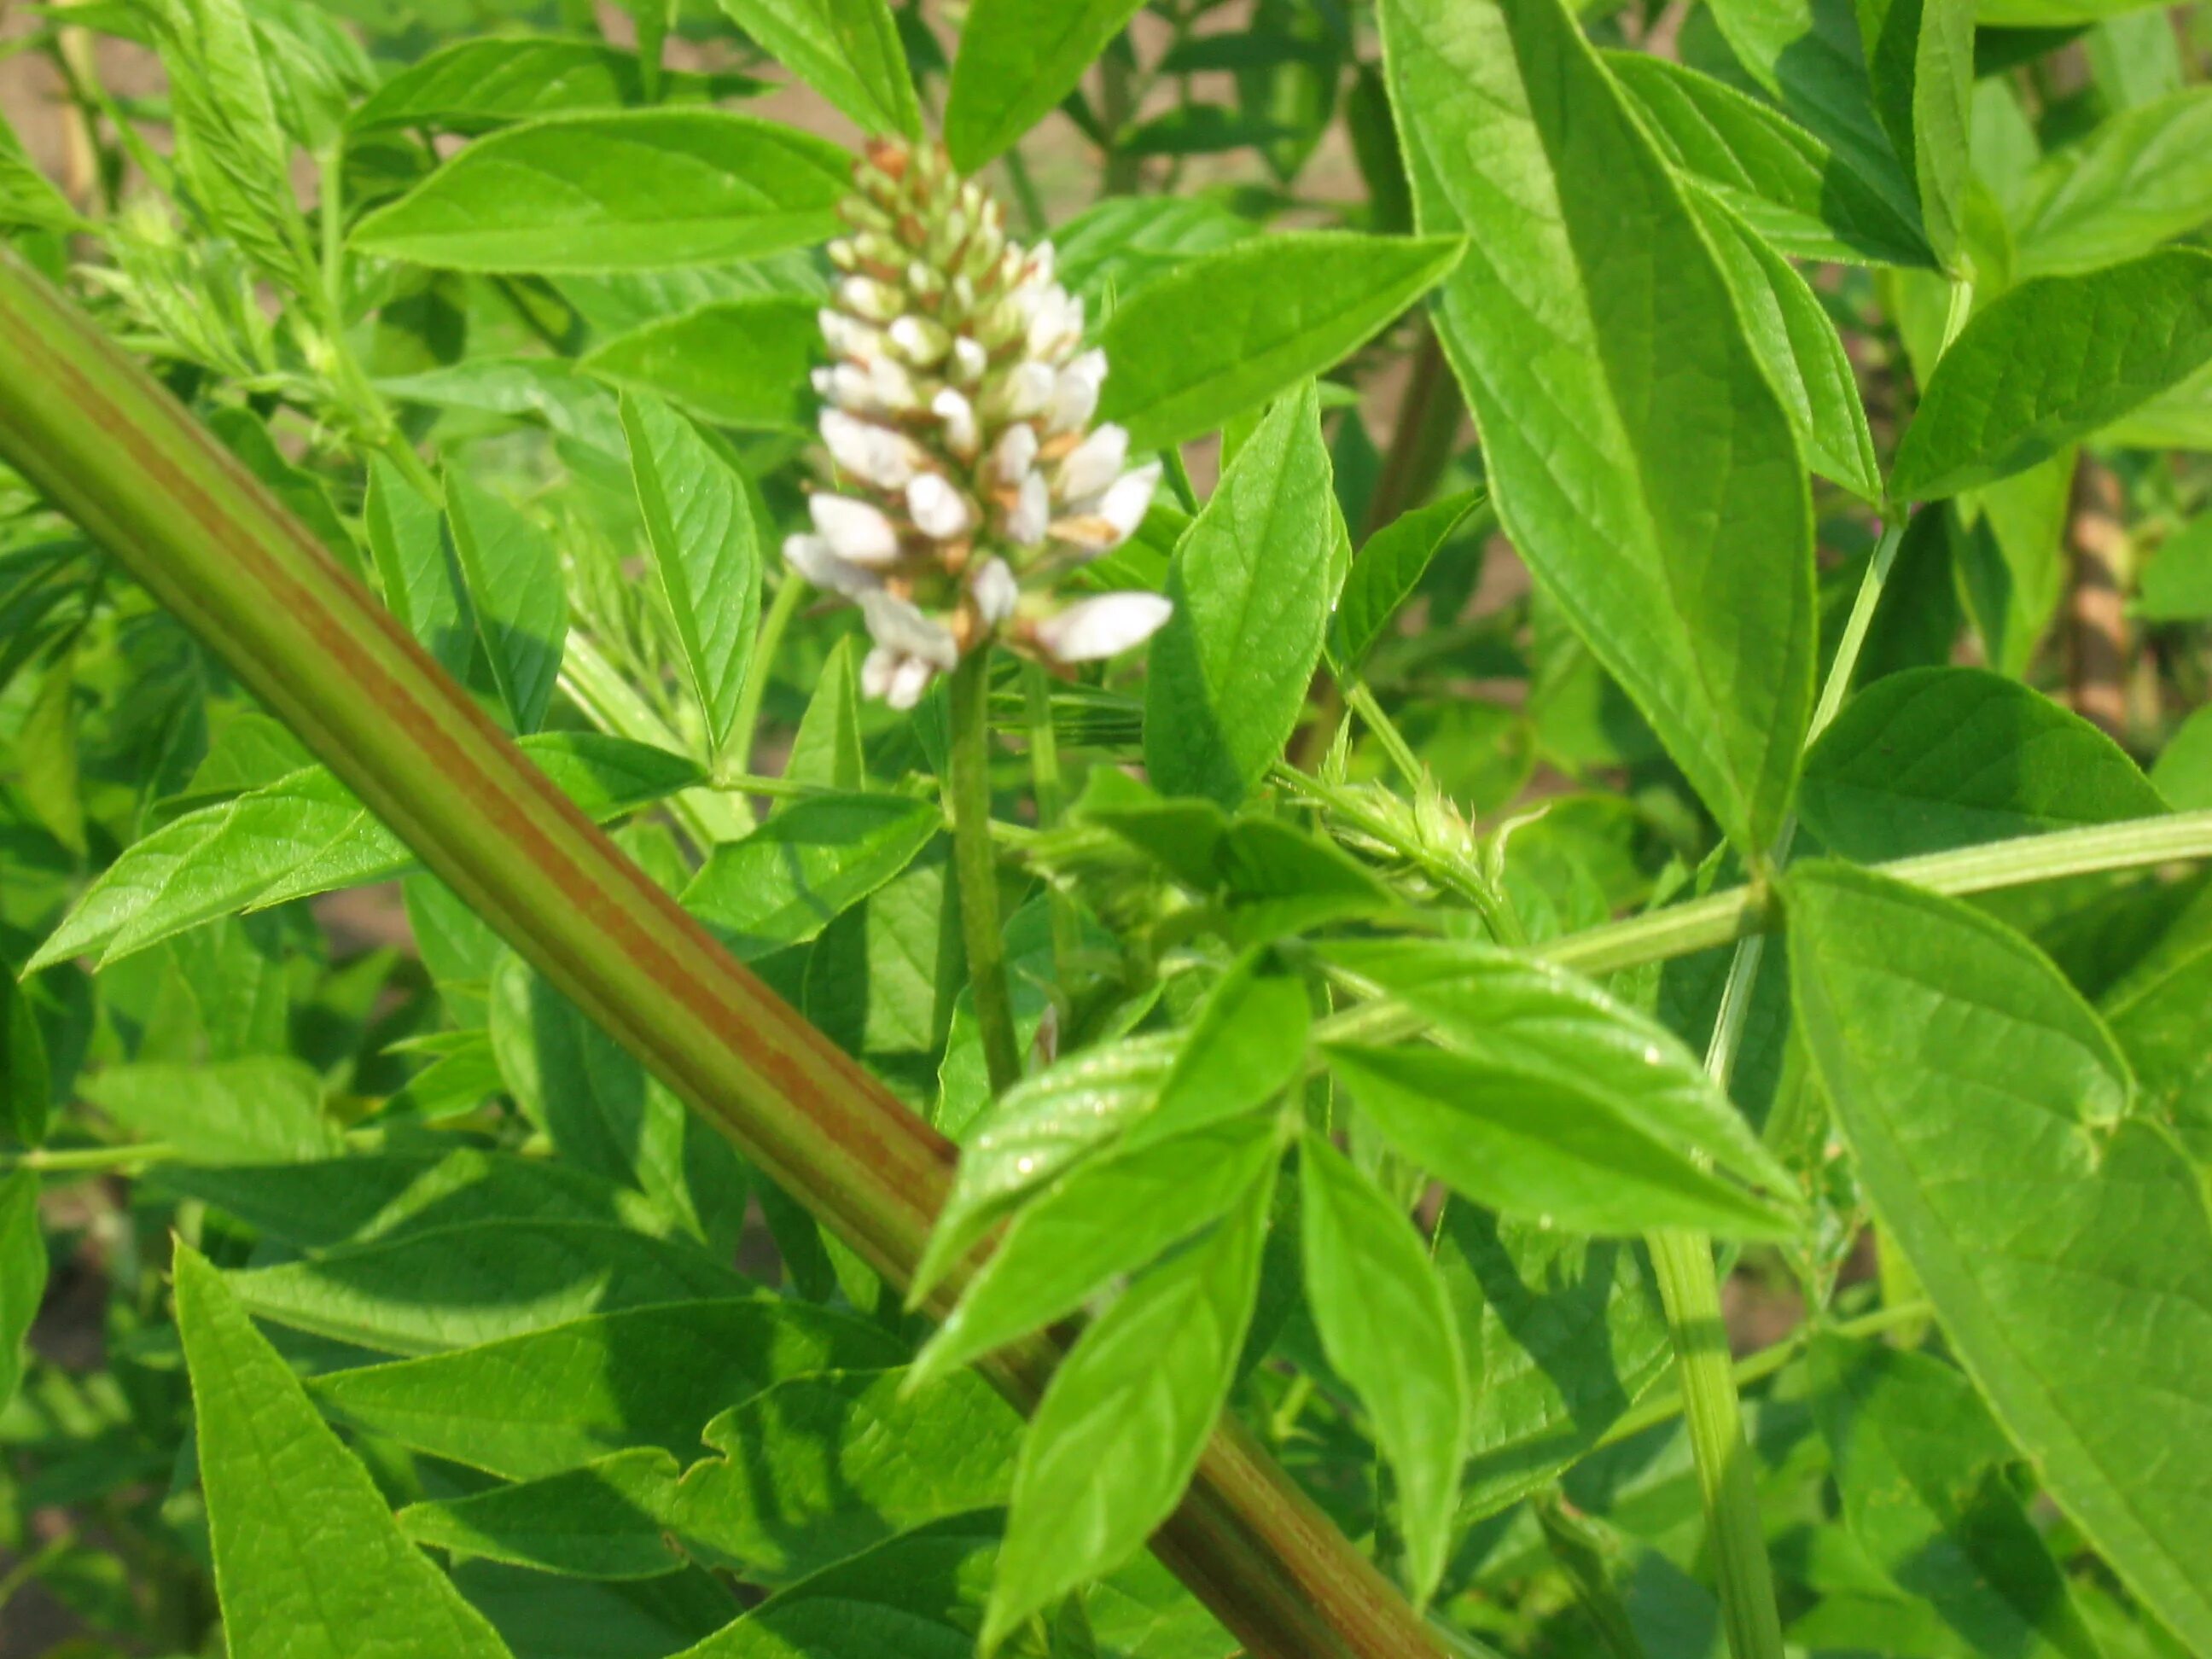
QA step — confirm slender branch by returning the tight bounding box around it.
[0,247,1447,1659]
[712,568,808,832]
[949,650,1023,1097]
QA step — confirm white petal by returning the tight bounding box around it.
[1026,288,1081,358]
[861,646,900,701]
[1027,239,1057,288]
[991,422,1039,487]
[997,361,1054,422]
[886,655,934,710]
[888,314,950,366]
[1097,463,1161,538]
[818,310,881,360]
[1045,349,1107,434]
[971,556,1019,626]
[838,276,899,323]
[866,354,922,414]
[862,591,960,669]
[931,387,980,458]
[951,335,989,383]
[1057,423,1129,504]
[820,410,918,490]
[783,533,879,597]
[907,473,974,540]
[810,494,900,566]
[1006,471,1049,545]
[1033,592,1173,662]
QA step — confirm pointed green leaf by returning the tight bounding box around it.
[350,112,849,272]
[680,795,940,959]
[348,39,764,133]
[1132,955,1311,1148]
[399,1448,689,1580]
[0,1173,44,1411]
[945,0,1145,172]
[1096,233,1464,451]
[173,1246,515,1659]
[83,1057,337,1164]
[365,456,472,677]
[444,473,566,732]
[1385,0,1817,854]
[622,394,762,755]
[1854,0,1975,269]
[1144,381,1336,807]
[1890,249,2212,500]
[984,1170,1274,1650]
[2016,87,2212,277]
[585,298,819,431]
[1298,1133,1465,1606]
[713,0,920,137]
[1329,489,1484,673]
[1788,861,2212,1652]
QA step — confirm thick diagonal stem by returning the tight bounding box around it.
[0,248,1445,1659]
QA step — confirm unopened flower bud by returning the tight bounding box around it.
[1032,592,1173,663]
[811,494,900,566]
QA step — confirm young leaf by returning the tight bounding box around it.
[712,0,921,137]
[350,113,849,273]
[377,359,625,455]
[679,795,941,959]
[29,733,701,969]
[364,456,472,678]
[0,972,50,1147]
[1298,1133,1466,1607]
[984,1169,1275,1650]
[1956,451,2076,676]
[83,1057,337,1164]
[911,1113,1282,1388]
[1788,861,2212,1652]
[1811,1336,2104,1659]
[783,634,867,792]
[314,1300,903,1479]
[1329,489,1484,672]
[1854,0,1975,270]
[399,1447,688,1580]
[1095,233,1464,451]
[347,39,763,133]
[1689,192,1882,500]
[1606,52,1935,267]
[1144,381,1336,807]
[2137,511,2212,621]
[1889,248,2212,500]
[1132,955,1311,1147]
[2015,86,2212,277]
[0,1173,45,1411]
[0,112,79,233]
[444,473,567,733]
[1384,0,1817,856]
[622,395,762,757]
[172,1246,515,1658]
[944,0,1146,172]
[585,298,819,430]
[1799,666,2168,860]
[228,1220,748,1355]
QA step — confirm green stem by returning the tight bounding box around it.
[1022,660,1083,977]
[561,632,750,847]
[713,569,806,826]
[949,650,1022,1097]
[1343,681,1423,788]
[2,1141,175,1173]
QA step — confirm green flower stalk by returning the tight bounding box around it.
[785,137,1169,709]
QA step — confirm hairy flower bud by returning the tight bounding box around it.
[784,137,1172,707]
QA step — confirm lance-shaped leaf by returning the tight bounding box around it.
[399,1447,690,1580]
[621,395,761,757]
[29,733,701,969]
[712,0,920,137]
[350,112,849,272]
[364,457,471,676]
[680,795,941,960]
[0,1173,44,1411]
[1854,0,1975,270]
[585,298,819,431]
[1097,233,1464,451]
[347,39,764,133]
[1789,861,2212,1652]
[1383,0,1816,855]
[173,1247,515,1658]
[945,0,1146,172]
[444,472,566,732]
[1890,248,2212,501]
[83,1057,338,1164]
[2015,86,2212,277]
[1329,489,1484,673]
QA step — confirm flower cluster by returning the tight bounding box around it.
[783,137,1172,709]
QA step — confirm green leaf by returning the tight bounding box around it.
[681,795,940,959]
[1787,861,2212,1652]
[1854,0,1976,268]
[173,1247,515,1659]
[83,1057,337,1164]
[1133,955,1311,1148]
[0,970,51,1146]
[314,1300,903,1479]
[1690,193,1882,500]
[667,1367,1022,1581]
[1607,52,1935,267]
[1890,249,2212,500]
[944,0,1145,172]
[1329,490,1483,672]
[1143,381,1336,807]
[348,39,762,132]
[622,395,762,757]
[912,1113,1282,1388]
[2151,707,2212,814]
[377,359,625,454]
[364,456,472,678]
[2099,880,2212,1158]
[0,1173,45,1410]
[672,1516,1001,1658]
[1800,666,2168,860]
[2137,512,2212,620]
[984,1168,1274,1650]
[585,298,819,430]
[399,1447,688,1580]
[226,1219,748,1355]
[712,0,920,137]
[1385,0,1817,855]
[0,112,80,232]
[1051,195,1260,305]
[911,1033,1183,1303]
[2016,86,2212,276]
[444,473,567,733]
[1956,451,2076,675]
[1811,1336,2103,1659]
[29,733,701,969]
[350,113,849,273]
[1095,234,1462,451]
[1297,1133,1465,1606]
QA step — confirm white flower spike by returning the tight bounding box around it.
[788,137,1173,707]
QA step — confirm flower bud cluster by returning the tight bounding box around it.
[783,137,1172,709]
